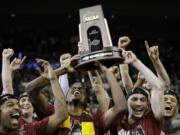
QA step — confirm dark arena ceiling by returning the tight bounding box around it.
[0,0,180,54]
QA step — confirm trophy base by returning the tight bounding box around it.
[74,47,124,71]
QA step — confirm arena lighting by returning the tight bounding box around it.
[18,52,23,59]
[11,13,15,18]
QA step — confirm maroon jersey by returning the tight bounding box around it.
[19,118,29,126]
[57,112,105,135]
[117,111,162,135]
[0,117,49,135]
[45,104,105,135]
[19,117,38,126]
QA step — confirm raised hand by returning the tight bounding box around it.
[88,70,103,92]
[145,40,170,89]
[2,48,14,60]
[78,42,89,54]
[93,61,108,73]
[108,66,119,75]
[137,72,145,81]
[145,41,159,61]
[36,58,56,80]
[133,72,145,88]
[10,56,26,72]
[59,53,76,72]
[60,53,71,66]
[122,50,138,64]
[118,36,131,49]
[2,48,14,94]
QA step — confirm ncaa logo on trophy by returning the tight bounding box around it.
[74,5,124,70]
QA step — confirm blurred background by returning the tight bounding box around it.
[0,0,180,97]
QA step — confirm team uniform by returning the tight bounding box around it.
[0,117,49,135]
[41,104,106,135]
[117,111,162,135]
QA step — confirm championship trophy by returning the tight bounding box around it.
[74,5,124,71]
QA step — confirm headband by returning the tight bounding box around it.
[126,87,149,99]
[164,89,179,103]
[0,94,17,105]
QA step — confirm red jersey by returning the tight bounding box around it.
[56,112,105,135]
[0,117,49,135]
[117,111,162,135]
[19,117,38,126]
[43,104,106,135]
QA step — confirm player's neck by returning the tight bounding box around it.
[23,115,33,123]
[68,104,84,116]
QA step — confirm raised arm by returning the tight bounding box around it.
[97,63,127,130]
[59,74,69,96]
[88,70,110,112]
[133,72,145,88]
[25,53,75,93]
[36,58,68,135]
[10,56,26,80]
[122,50,164,120]
[27,54,75,117]
[145,41,170,89]
[118,36,133,91]
[2,48,14,94]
